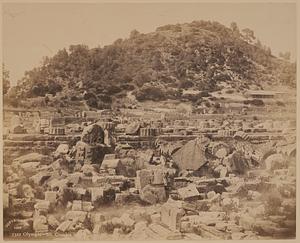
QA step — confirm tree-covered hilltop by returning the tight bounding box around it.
[7,20,296,109]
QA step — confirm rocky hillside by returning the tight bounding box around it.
[7,20,296,109]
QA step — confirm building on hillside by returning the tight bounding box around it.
[49,117,65,135]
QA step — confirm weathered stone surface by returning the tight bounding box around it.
[150,213,161,224]
[239,213,256,230]
[82,201,94,212]
[120,213,135,228]
[207,191,216,199]
[54,144,69,156]
[136,169,153,190]
[161,201,185,231]
[265,153,285,171]
[140,184,167,204]
[45,191,57,203]
[75,229,92,240]
[22,184,35,198]
[34,200,51,212]
[33,215,48,233]
[152,169,165,185]
[247,190,262,200]
[177,184,200,201]
[30,172,51,185]
[92,213,105,225]
[72,200,83,211]
[20,162,41,175]
[81,124,104,145]
[65,210,87,222]
[90,187,104,202]
[47,215,60,229]
[56,220,73,232]
[3,193,9,208]
[14,152,52,165]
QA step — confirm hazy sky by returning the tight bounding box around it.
[2,2,297,85]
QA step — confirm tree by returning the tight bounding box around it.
[241,28,255,42]
[279,51,291,61]
[230,22,240,37]
[130,29,140,39]
[2,64,10,94]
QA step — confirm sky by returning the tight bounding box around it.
[2,2,297,86]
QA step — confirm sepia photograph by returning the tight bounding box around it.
[1,0,298,241]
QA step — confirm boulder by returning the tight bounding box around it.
[207,191,216,199]
[20,162,41,175]
[45,191,57,204]
[75,229,92,240]
[120,213,135,228]
[72,200,83,211]
[177,184,200,201]
[265,153,285,171]
[81,164,97,176]
[65,210,87,223]
[247,190,262,201]
[136,169,153,190]
[150,213,161,224]
[47,215,60,229]
[92,213,105,224]
[238,213,256,230]
[30,172,51,185]
[22,184,35,198]
[111,217,122,227]
[81,124,104,144]
[140,184,167,204]
[54,144,69,156]
[56,220,73,232]
[14,152,52,165]
[33,215,48,233]
[134,221,148,231]
[161,201,185,231]
[34,200,50,212]
[82,201,94,212]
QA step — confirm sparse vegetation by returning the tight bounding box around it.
[7,21,296,109]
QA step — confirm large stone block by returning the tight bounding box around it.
[140,184,167,204]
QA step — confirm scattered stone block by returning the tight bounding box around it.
[92,213,105,224]
[3,193,9,208]
[56,220,73,232]
[140,184,167,204]
[33,215,48,233]
[34,200,50,212]
[90,187,104,202]
[72,200,83,211]
[136,169,153,190]
[45,191,57,204]
[207,191,216,199]
[120,213,135,228]
[152,169,165,185]
[231,232,246,240]
[82,201,94,212]
[247,190,262,200]
[161,202,185,231]
[65,210,87,223]
[150,213,161,224]
[75,229,92,240]
[177,184,200,201]
[47,215,60,229]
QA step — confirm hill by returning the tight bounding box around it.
[6,20,296,110]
